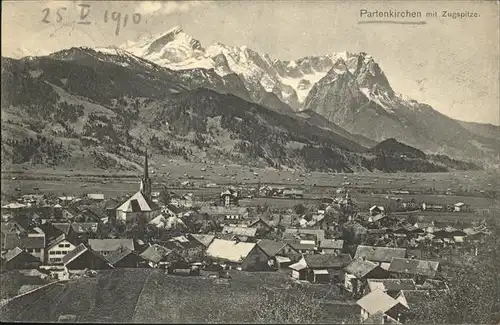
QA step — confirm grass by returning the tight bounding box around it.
[0,270,48,300]
[0,268,358,323]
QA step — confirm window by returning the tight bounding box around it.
[27,249,33,253]
[65,244,71,248]
[50,251,55,255]
[59,244,65,248]
[35,248,41,253]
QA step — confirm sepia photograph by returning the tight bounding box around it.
[1,0,499,323]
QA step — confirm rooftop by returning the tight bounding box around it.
[205,239,256,263]
[357,289,400,315]
[88,239,135,252]
[354,246,407,263]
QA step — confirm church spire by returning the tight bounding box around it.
[141,149,152,200]
[144,148,149,180]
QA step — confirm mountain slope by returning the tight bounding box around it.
[302,53,500,164]
[1,52,478,173]
[120,27,498,165]
[457,120,500,141]
[122,26,349,110]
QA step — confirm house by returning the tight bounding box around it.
[98,198,120,218]
[361,311,401,324]
[283,189,304,198]
[1,227,46,262]
[368,214,387,224]
[70,223,99,242]
[354,246,407,269]
[222,226,258,241]
[319,239,344,254]
[289,253,352,283]
[220,188,239,207]
[199,206,249,223]
[87,193,105,201]
[1,247,42,270]
[357,289,407,322]
[139,244,181,268]
[256,239,301,268]
[366,279,417,298]
[46,234,78,265]
[433,226,466,239]
[62,244,113,270]
[88,239,135,257]
[187,234,215,248]
[421,203,444,212]
[259,185,273,197]
[453,202,468,212]
[115,191,159,223]
[148,214,186,230]
[105,246,145,268]
[162,204,184,218]
[369,206,385,217]
[283,228,325,245]
[285,241,316,254]
[167,239,205,263]
[52,223,72,236]
[248,218,273,235]
[344,258,390,294]
[1,202,29,209]
[177,193,194,208]
[420,279,449,291]
[387,258,440,283]
[204,239,270,271]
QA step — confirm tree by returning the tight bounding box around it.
[293,203,306,215]
[410,219,500,324]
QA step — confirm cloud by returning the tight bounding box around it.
[138,1,205,15]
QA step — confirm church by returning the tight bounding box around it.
[115,150,159,223]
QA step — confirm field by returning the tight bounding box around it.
[1,164,498,224]
[0,270,48,300]
[0,268,358,323]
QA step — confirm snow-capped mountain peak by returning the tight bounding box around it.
[121,27,389,110]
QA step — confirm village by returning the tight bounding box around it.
[0,153,496,324]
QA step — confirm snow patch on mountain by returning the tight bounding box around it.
[121,27,363,109]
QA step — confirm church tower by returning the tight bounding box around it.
[140,149,152,200]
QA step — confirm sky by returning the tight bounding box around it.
[2,0,499,125]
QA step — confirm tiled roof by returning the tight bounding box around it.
[205,239,256,263]
[367,279,416,293]
[357,289,400,315]
[2,233,45,250]
[139,244,173,263]
[188,234,215,247]
[304,253,351,269]
[388,258,439,277]
[105,246,137,265]
[88,239,135,252]
[256,239,286,257]
[71,223,99,234]
[116,191,158,212]
[3,247,24,262]
[420,279,448,290]
[344,258,379,278]
[62,243,88,265]
[222,226,258,238]
[354,246,407,263]
[52,223,72,235]
[320,239,344,249]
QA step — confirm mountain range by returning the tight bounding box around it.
[121,26,499,164]
[1,26,497,173]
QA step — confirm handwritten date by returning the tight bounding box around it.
[42,4,143,36]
